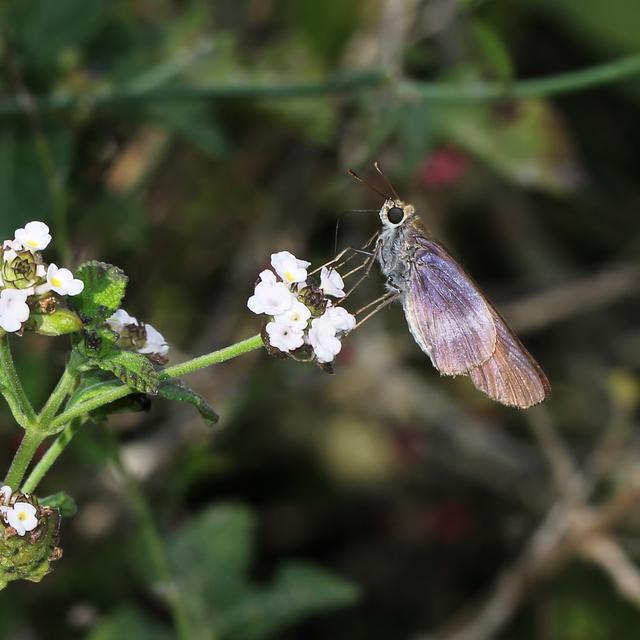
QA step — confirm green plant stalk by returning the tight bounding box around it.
[24,334,264,489]
[107,434,198,640]
[22,419,81,494]
[0,334,37,428]
[4,430,46,489]
[1,52,640,119]
[37,359,77,427]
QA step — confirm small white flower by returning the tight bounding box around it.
[325,306,356,333]
[14,221,51,252]
[137,323,169,357]
[320,267,346,298]
[274,299,311,331]
[0,485,12,505]
[258,269,277,284]
[266,321,305,352]
[46,264,85,296]
[0,289,30,333]
[5,502,38,536]
[2,239,24,262]
[247,278,295,316]
[107,309,138,333]
[271,251,310,287]
[308,315,343,363]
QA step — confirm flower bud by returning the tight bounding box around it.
[0,495,62,589]
[0,249,43,290]
[30,307,84,336]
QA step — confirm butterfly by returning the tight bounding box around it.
[351,167,551,408]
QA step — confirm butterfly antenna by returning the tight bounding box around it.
[348,168,391,200]
[373,162,401,201]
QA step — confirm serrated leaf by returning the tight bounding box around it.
[158,380,219,426]
[72,262,128,325]
[96,348,160,394]
[39,491,77,518]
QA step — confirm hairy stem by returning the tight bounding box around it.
[38,360,78,427]
[0,334,37,428]
[4,430,46,489]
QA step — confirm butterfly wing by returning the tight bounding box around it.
[469,309,551,408]
[402,236,497,375]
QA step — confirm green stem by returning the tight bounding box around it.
[4,430,46,488]
[0,53,639,119]
[0,334,37,428]
[37,360,77,427]
[107,437,197,640]
[22,419,81,494]
[47,334,264,433]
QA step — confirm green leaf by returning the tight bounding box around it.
[86,609,174,640]
[72,262,128,325]
[470,20,514,82]
[168,504,254,613]
[217,562,359,640]
[158,380,219,426]
[0,125,72,239]
[39,491,78,518]
[7,0,106,77]
[96,348,160,394]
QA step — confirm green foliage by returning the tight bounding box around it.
[167,504,358,640]
[94,348,160,394]
[29,307,84,336]
[158,380,219,426]
[39,491,77,518]
[87,609,174,640]
[0,126,71,239]
[72,262,128,326]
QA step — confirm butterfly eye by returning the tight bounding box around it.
[387,206,404,224]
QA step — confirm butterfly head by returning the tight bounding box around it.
[379,199,415,229]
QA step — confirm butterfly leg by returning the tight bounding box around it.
[353,291,399,328]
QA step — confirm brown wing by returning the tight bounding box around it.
[403,237,497,375]
[469,309,551,408]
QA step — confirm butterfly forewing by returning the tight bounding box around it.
[403,236,497,375]
[469,310,551,408]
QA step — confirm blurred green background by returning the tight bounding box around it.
[2,0,640,638]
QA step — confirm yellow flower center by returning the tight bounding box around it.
[283,271,295,282]
[18,511,28,521]
[26,240,39,248]
[51,277,62,287]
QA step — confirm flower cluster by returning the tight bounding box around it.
[248,251,356,364]
[107,308,170,358]
[0,222,84,334]
[0,485,38,537]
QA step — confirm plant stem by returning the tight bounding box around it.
[47,334,264,433]
[0,52,639,119]
[21,419,81,494]
[4,430,46,489]
[0,334,37,428]
[37,360,77,427]
[160,333,264,379]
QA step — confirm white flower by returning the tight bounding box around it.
[14,221,51,252]
[4,502,38,536]
[325,306,356,333]
[308,315,343,363]
[107,309,138,333]
[258,269,277,284]
[247,277,295,316]
[137,323,169,357]
[270,251,310,287]
[0,485,12,505]
[0,289,30,333]
[274,299,311,330]
[266,321,305,352]
[45,264,84,296]
[320,267,346,298]
[2,239,24,262]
